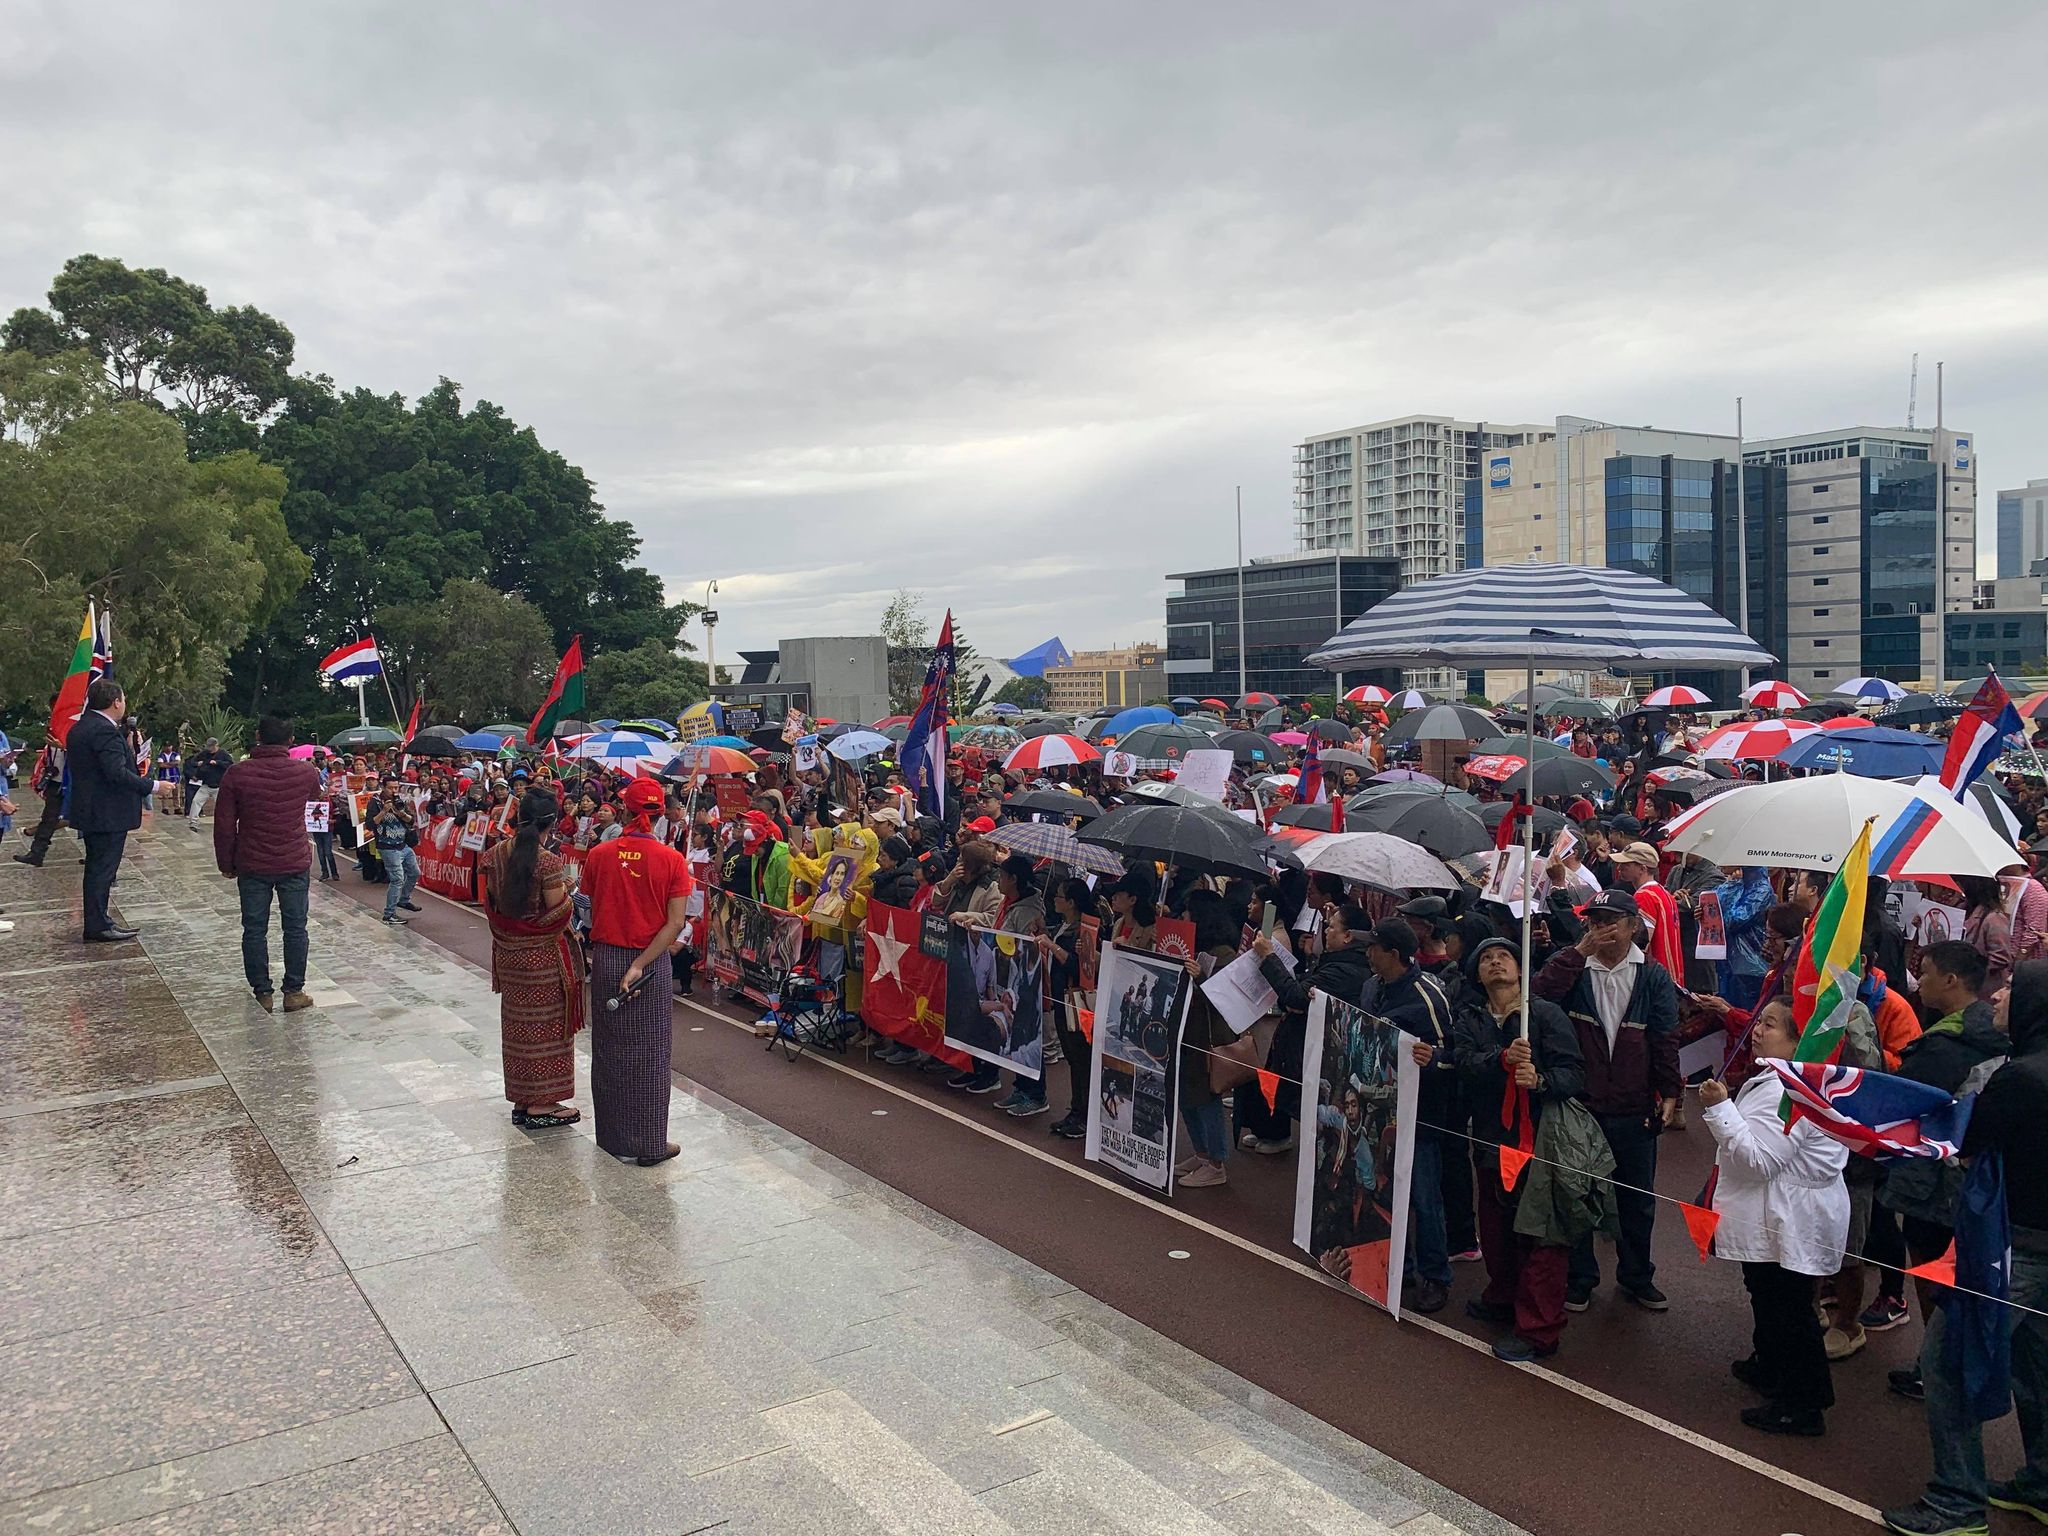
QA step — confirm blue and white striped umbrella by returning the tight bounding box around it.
[568,730,671,772]
[1832,675,1908,703]
[1307,564,1775,672]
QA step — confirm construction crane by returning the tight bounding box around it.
[1907,352,1919,428]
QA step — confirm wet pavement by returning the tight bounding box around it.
[0,819,1512,1536]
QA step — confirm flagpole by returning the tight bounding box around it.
[355,680,370,728]
[1235,487,1248,706]
[380,669,404,730]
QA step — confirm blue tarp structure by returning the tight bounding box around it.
[1007,637,1072,678]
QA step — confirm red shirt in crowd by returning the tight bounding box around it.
[1633,877,1684,982]
[582,831,693,949]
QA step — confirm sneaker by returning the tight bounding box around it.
[1007,1098,1050,1118]
[945,1070,980,1090]
[1050,1115,1086,1140]
[1465,1298,1515,1324]
[1238,1129,1261,1151]
[878,1044,920,1065]
[1253,1133,1296,1156]
[1824,1325,1867,1361]
[1564,1286,1593,1313]
[1880,1500,1989,1536]
[1621,1283,1669,1312]
[1492,1334,1558,1363]
[1740,1404,1824,1437]
[1175,1153,1205,1176]
[1988,1481,2048,1526]
[1888,1364,1926,1402]
[965,1074,1003,1095]
[1861,1296,1912,1333]
[1178,1161,1228,1188]
[1449,1247,1484,1264]
[383,913,408,925]
[992,1091,1027,1111]
[1405,1278,1450,1314]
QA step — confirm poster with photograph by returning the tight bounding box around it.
[806,848,861,926]
[1085,942,1189,1192]
[459,811,491,852]
[944,927,1045,1080]
[303,799,330,833]
[706,889,807,1006]
[1293,991,1419,1321]
[1692,889,1726,960]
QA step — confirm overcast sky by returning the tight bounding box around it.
[5,1,2045,663]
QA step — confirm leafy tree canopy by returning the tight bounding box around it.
[992,675,1050,710]
[374,578,557,725]
[585,640,711,723]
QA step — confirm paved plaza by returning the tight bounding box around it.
[0,821,1511,1536]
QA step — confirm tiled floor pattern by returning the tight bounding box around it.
[0,821,1516,1535]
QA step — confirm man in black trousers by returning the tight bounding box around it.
[66,678,155,943]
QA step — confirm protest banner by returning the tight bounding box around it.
[1692,888,1726,960]
[861,902,970,1069]
[415,814,477,902]
[1173,748,1233,803]
[714,779,753,820]
[458,811,491,853]
[944,926,1045,1080]
[705,888,807,1007]
[1293,991,1418,1320]
[1085,941,1188,1192]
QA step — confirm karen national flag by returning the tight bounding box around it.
[901,611,955,820]
[1938,671,2023,800]
[1765,1058,1971,1160]
[319,636,383,684]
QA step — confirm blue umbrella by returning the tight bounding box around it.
[1775,725,1944,779]
[700,734,751,750]
[454,730,512,752]
[1102,704,1176,738]
[990,702,1023,716]
[568,730,671,770]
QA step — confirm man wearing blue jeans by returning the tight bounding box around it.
[213,715,321,1012]
[1884,957,2048,1536]
[1364,916,1455,1313]
[369,794,420,923]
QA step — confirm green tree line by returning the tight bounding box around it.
[1,255,705,746]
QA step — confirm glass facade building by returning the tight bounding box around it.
[1164,555,1402,701]
[1861,459,1939,680]
[1598,452,1751,694]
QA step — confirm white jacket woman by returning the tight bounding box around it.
[1702,1065,1850,1278]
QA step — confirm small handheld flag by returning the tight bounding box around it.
[1790,819,1871,1056]
[1766,1058,1971,1160]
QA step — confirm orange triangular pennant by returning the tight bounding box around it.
[1075,1007,1094,1043]
[1907,1241,1958,1288]
[1256,1069,1280,1113]
[1498,1145,1531,1191]
[1680,1202,1721,1262]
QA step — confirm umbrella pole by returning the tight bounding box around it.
[1520,649,1535,1042]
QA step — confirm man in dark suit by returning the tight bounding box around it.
[66,677,155,943]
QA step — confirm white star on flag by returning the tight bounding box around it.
[869,920,909,985]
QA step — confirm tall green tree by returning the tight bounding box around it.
[881,589,930,713]
[585,640,711,722]
[373,579,556,725]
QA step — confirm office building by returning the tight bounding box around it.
[1044,644,1167,714]
[1293,415,1554,579]
[712,636,890,725]
[1743,426,1976,691]
[1998,479,2048,579]
[1165,553,1401,703]
[1946,608,2048,677]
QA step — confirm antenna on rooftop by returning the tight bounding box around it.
[1907,352,1919,429]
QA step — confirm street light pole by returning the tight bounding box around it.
[1935,363,1947,695]
[1235,487,1248,703]
[702,579,720,692]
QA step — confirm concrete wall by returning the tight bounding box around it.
[777,636,890,726]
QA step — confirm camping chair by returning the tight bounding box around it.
[765,936,851,1062]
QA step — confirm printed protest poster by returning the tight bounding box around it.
[1153,915,1197,964]
[1085,941,1189,1192]
[725,705,762,737]
[1102,750,1139,780]
[714,779,753,820]
[1692,888,1726,960]
[862,902,969,1070]
[675,712,714,743]
[945,927,1045,1080]
[706,889,806,1006]
[1076,915,1101,996]
[303,799,330,833]
[459,811,491,852]
[1293,991,1418,1320]
[792,742,821,774]
[781,707,804,744]
[1480,846,1532,916]
[919,910,951,961]
[806,848,861,926]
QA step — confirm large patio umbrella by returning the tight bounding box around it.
[1306,562,1774,1034]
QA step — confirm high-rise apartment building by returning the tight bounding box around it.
[1998,478,2048,579]
[1293,416,1554,578]
[1742,426,1976,691]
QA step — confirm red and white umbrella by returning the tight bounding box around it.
[1641,685,1712,709]
[1696,718,1822,761]
[1344,685,1393,705]
[1741,679,1810,710]
[1003,733,1102,772]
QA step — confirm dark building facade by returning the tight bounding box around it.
[1165,554,1402,701]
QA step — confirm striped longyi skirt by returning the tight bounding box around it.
[588,942,674,1159]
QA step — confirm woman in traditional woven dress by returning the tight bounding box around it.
[482,787,585,1128]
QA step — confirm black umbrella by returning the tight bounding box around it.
[403,734,461,758]
[1212,729,1282,766]
[1496,755,1617,800]
[1879,694,1963,726]
[1017,715,1076,738]
[1252,706,1303,733]
[1116,722,1218,762]
[327,725,400,750]
[1345,794,1491,858]
[1347,782,1482,811]
[1078,802,1272,878]
[1382,704,1506,746]
[816,721,861,742]
[416,724,465,741]
[1478,800,1569,839]
[1305,718,1351,743]
[747,726,791,752]
[1004,789,1105,822]
[1272,802,1342,830]
[551,719,594,739]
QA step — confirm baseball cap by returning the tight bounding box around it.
[1365,918,1418,959]
[966,816,997,834]
[1612,841,1661,869]
[1609,814,1644,838]
[1581,888,1641,922]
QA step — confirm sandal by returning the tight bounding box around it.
[515,1107,582,1129]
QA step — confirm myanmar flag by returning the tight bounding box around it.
[1789,818,1872,1067]
[527,636,585,745]
[45,603,95,744]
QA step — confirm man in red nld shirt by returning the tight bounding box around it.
[1610,841,1683,981]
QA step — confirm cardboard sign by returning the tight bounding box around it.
[714,779,753,819]
[675,713,714,743]
[304,800,330,833]
[1153,915,1197,963]
[459,811,491,852]
[1692,888,1727,960]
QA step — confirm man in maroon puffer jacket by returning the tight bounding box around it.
[214,715,322,1013]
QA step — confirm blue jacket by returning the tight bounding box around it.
[1713,866,1774,990]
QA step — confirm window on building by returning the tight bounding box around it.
[2006,650,2024,665]
[1813,546,1830,555]
[1813,515,1829,524]
[1814,640,1830,648]
[1813,608,1829,617]
[2004,623,2022,639]
[1813,484,1830,493]
[1814,578,1830,586]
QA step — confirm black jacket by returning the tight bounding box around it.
[64,710,153,834]
[870,865,921,910]
[1259,940,1373,1021]
[1452,993,1585,1145]
[1533,947,1680,1117]
[1885,997,2009,1228]
[1366,962,1457,1123]
[187,748,233,789]
[1967,958,2048,1233]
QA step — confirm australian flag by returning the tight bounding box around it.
[1765,1058,1972,1160]
[1938,670,2023,800]
[89,605,113,683]
[900,610,955,821]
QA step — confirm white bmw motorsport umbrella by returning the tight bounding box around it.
[1663,775,2018,878]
